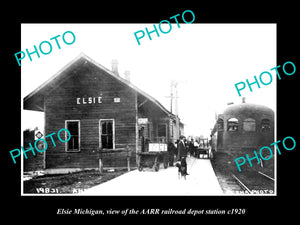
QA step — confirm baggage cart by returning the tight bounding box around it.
[137,143,169,171]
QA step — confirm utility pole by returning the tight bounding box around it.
[173,81,178,117]
[165,80,180,114]
[165,80,180,140]
[173,81,180,139]
[165,80,177,113]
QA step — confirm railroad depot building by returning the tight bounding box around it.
[24,54,183,172]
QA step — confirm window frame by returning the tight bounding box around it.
[261,118,271,132]
[99,119,115,150]
[65,120,81,152]
[227,118,239,132]
[217,118,224,131]
[243,118,256,132]
[157,123,167,138]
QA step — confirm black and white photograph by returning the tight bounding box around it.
[4,5,297,221]
[21,23,277,196]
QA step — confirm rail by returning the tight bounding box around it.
[258,171,275,181]
[232,174,252,194]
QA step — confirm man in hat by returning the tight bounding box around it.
[167,140,176,166]
[177,135,189,175]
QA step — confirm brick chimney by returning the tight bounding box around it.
[111,59,119,76]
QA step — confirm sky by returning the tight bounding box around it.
[21,23,276,137]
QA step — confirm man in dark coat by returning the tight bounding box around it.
[167,141,176,166]
[189,138,195,157]
[177,135,189,175]
[177,135,187,159]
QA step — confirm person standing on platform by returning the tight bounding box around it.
[189,138,195,157]
[167,140,176,166]
[177,135,189,175]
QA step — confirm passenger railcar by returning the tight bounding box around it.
[211,98,274,169]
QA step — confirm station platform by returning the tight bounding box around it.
[81,156,223,196]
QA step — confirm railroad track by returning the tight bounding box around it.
[232,174,252,194]
[231,171,275,194]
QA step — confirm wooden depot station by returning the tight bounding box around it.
[23,54,184,173]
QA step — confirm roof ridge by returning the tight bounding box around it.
[24,53,174,117]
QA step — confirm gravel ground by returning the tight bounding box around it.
[23,169,127,194]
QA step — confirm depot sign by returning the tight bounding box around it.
[76,96,103,104]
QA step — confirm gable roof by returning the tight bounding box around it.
[24,53,175,118]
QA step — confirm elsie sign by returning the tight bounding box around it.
[76,96,121,104]
[76,97,103,104]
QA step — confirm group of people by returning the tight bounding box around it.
[167,135,210,174]
[168,136,201,161]
[167,135,190,174]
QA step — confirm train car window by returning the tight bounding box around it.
[261,119,271,132]
[243,118,256,131]
[217,119,224,131]
[227,118,238,131]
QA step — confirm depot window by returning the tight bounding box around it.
[157,124,167,143]
[243,118,256,131]
[65,120,80,152]
[227,118,238,131]
[100,119,115,149]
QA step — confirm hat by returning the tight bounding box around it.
[179,135,186,139]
